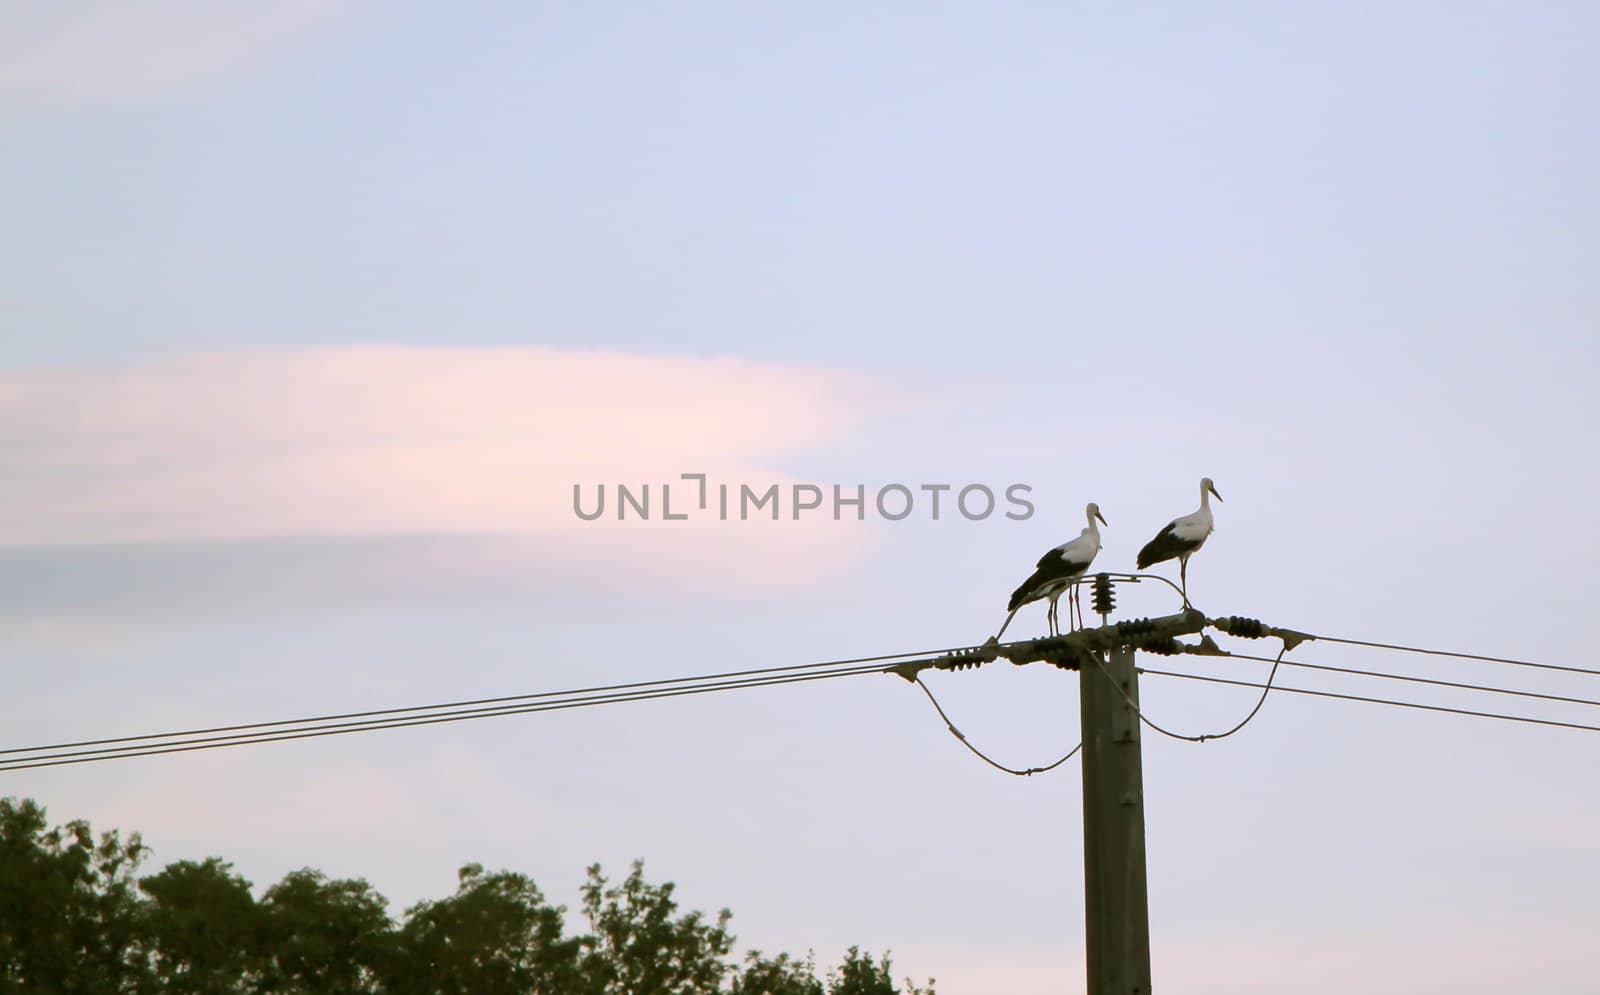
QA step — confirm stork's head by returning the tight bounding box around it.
[1086,502,1108,527]
[1200,477,1223,503]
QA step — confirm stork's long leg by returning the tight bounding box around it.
[1073,584,1084,630]
[1179,556,1189,607]
[1047,594,1058,636]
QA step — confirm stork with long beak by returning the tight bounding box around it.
[1136,477,1222,606]
[999,503,1107,638]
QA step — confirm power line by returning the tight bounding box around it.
[1074,571,1188,604]
[1223,650,1600,711]
[1098,645,1290,743]
[911,675,1080,776]
[1304,632,1600,679]
[1,667,890,772]
[3,645,972,762]
[12,615,1597,775]
[0,656,943,774]
[1138,667,1600,735]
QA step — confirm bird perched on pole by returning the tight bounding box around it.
[997,503,1107,639]
[1136,477,1223,606]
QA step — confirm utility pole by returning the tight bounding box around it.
[898,577,1206,995]
[1079,641,1151,995]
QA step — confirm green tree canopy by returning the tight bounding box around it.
[0,797,934,995]
[389,863,581,995]
[579,860,735,995]
[139,857,264,994]
[260,868,393,994]
[0,797,148,995]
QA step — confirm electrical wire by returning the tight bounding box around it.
[1,652,961,773]
[1138,668,1600,734]
[911,676,1080,776]
[1069,573,1598,680]
[1093,644,1289,743]
[2,667,893,772]
[11,612,1598,775]
[1066,571,1189,606]
[1305,632,1600,679]
[1224,651,1600,711]
[2,645,974,761]
[996,572,1190,641]
[1,667,892,772]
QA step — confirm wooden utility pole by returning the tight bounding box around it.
[898,585,1207,994]
[1079,642,1152,994]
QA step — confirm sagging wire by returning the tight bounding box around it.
[911,676,1080,777]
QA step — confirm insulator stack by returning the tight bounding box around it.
[1046,646,1099,672]
[1137,638,1184,656]
[1113,618,1158,640]
[1092,573,1115,617]
[936,646,992,672]
[1213,616,1266,638]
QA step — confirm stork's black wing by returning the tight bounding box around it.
[1137,521,1201,569]
[1009,548,1092,611]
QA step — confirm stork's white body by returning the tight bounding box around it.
[1165,505,1215,547]
[1136,477,1222,605]
[1004,502,1106,637]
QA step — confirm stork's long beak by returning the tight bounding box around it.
[1209,483,1224,502]
[1095,509,1109,526]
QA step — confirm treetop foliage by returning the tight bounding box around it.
[0,797,934,995]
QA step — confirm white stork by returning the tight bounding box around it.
[999,503,1107,638]
[1136,477,1222,605]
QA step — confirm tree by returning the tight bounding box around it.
[260,868,393,994]
[579,860,736,995]
[731,951,826,995]
[388,862,582,995]
[0,797,934,995]
[825,947,935,995]
[138,858,264,995]
[0,797,149,995]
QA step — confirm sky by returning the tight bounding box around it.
[2,2,1598,992]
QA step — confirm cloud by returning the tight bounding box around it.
[0,346,880,623]
[0,1,352,110]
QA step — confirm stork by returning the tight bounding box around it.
[1136,476,1223,606]
[999,503,1107,639]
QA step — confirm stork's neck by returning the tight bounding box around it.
[1084,513,1101,544]
[1197,485,1212,515]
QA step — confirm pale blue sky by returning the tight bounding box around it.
[3,4,1598,992]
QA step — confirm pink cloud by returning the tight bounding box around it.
[0,346,881,619]
[0,1,353,110]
